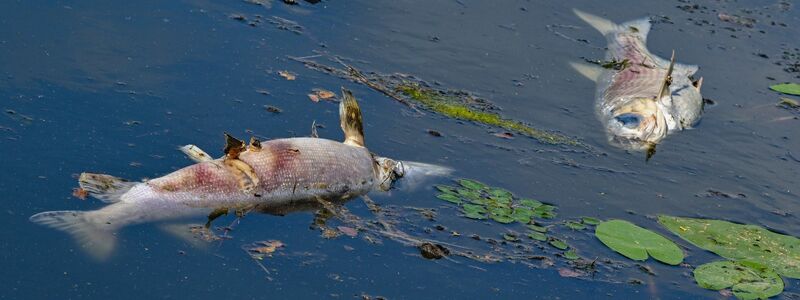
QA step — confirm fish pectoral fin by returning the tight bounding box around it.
[569,61,603,82]
[179,144,213,162]
[205,207,229,228]
[339,88,365,147]
[224,158,260,194]
[78,173,137,203]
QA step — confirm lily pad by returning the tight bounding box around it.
[435,185,457,194]
[503,233,520,242]
[488,188,513,198]
[462,204,487,214]
[566,221,586,230]
[436,193,462,204]
[464,211,487,220]
[549,238,569,250]
[511,208,534,224]
[491,214,515,224]
[458,179,486,191]
[770,83,800,96]
[595,219,683,265]
[658,215,800,278]
[563,250,580,260]
[581,217,601,226]
[528,231,547,241]
[694,261,783,300]
[520,199,543,208]
[527,224,548,233]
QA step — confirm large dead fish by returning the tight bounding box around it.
[30,88,450,260]
[570,9,704,157]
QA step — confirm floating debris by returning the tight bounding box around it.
[264,105,282,113]
[244,240,285,260]
[308,88,336,102]
[278,70,296,80]
[718,12,756,28]
[269,16,303,34]
[72,187,88,200]
[418,242,450,259]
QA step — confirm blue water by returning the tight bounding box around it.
[2,0,799,299]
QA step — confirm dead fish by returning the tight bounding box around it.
[30,88,451,260]
[570,9,704,157]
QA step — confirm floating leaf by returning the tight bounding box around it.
[520,199,543,208]
[488,206,512,216]
[511,207,533,224]
[658,215,800,278]
[458,179,485,191]
[549,238,569,250]
[566,221,586,230]
[462,203,487,214]
[770,83,800,96]
[456,188,481,200]
[528,231,547,241]
[435,185,457,194]
[694,261,783,300]
[488,188,512,198]
[527,224,548,233]
[595,219,683,265]
[564,250,580,260]
[464,211,487,220]
[436,193,462,204]
[491,214,515,224]
[533,205,558,219]
[503,233,520,242]
[581,217,601,226]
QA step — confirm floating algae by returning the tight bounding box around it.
[289,55,589,149]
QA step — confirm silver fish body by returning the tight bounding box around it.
[572,10,704,152]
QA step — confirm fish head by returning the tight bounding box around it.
[374,156,405,191]
[668,75,704,128]
[606,97,668,151]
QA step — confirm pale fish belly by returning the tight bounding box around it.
[599,33,668,111]
[144,137,377,208]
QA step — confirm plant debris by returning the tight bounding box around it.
[244,240,285,260]
[419,242,450,259]
[278,70,296,80]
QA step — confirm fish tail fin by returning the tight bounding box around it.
[29,210,116,260]
[573,9,618,36]
[339,87,365,147]
[79,173,137,203]
[569,61,603,82]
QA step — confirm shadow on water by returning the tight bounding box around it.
[1,0,799,299]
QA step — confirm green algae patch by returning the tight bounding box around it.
[396,84,585,147]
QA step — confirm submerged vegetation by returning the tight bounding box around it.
[395,84,585,147]
[290,55,590,149]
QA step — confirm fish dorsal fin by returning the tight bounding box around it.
[248,137,261,151]
[223,133,246,159]
[656,50,676,100]
[569,61,603,82]
[339,88,365,147]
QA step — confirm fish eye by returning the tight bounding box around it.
[615,113,641,128]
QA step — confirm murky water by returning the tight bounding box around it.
[2,0,798,299]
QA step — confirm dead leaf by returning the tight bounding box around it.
[315,89,335,99]
[278,70,296,80]
[558,268,585,278]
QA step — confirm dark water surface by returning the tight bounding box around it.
[2,0,799,299]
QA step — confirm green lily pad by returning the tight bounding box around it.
[549,238,569,250]
[503,233,520,242]
[435,185,457,194]
[491,214,515,224]
[436,193,462,204]
[489,196,512,206]
[581,217,601,226]
[533,205,557,219]
[488,206,512,216]
[488,188,513,198]
[564,250,580,260]
[694,261,783,300]
[527,224,548,233]
[770,83,800,96]
[595,219,683,265]
[659,216,800,278]
[458,179,486,191]
[520,199,543,208]
[528,231,547,241]
[511,208,533,224]
[462,204,487,214]
[566,221,586,230]
[464,211,487,220]
[457,188,481,199]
